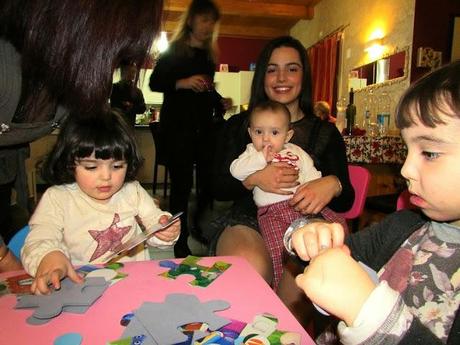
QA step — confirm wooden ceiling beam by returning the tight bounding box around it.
[163,19,290,39]
[161,0,321,39]
[164,0,314,21]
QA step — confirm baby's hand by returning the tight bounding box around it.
[154,215,181,242]
[262,145,275,162]
[295,247,376,326]
[31,251,83,295]
[291,222,345,261]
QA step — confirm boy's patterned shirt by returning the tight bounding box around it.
[378,222,460,343]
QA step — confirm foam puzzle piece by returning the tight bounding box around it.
[119,317,158,345]
[122,293,230,344]
[15,277,109,324]
[238,313,278,338]
[158,256,231,287]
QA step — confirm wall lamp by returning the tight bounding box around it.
[365,37,385,60]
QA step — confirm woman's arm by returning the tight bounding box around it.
[149,51,179,93]
[321,127,354,212]
[289,125,354,214]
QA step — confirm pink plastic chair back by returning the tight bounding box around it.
[338,165,371,220]
[396,189,416,210]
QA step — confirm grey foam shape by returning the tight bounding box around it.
[121,316,159,345]
[122,314,209,345]
[134,293,230,344]
[15,277,109,321]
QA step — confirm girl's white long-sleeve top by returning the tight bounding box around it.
[22,181,175,276]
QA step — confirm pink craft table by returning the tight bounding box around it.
[0,256,314,344]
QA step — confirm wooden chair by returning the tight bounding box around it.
[337,165,371,232]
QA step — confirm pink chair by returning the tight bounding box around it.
[337,165,371,232]
[396,189,416,210]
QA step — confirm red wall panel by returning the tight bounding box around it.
[217,36,271,72]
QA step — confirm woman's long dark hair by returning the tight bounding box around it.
[0,0,163,117]
[248,36,314,118]
[42,110,144,185]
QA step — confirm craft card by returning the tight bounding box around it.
[104,212,182,263]
[77,262,127,285]
[0,273,34,296]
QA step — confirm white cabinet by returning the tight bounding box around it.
[114,69,254,114]
[139,69,163,105]
[214,71,254,114]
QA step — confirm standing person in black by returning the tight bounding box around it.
[110,62,146,127]
[208,36,355,287]
[149,0,231,257]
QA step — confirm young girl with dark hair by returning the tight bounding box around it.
[0,0,164,246]
[22,111,180,295]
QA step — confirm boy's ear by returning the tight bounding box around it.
[247,127,252,138]
[285,129,294,143]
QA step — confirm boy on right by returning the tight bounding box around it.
[285,60,460,344]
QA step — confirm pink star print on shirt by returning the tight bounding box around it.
[88,213,131,261]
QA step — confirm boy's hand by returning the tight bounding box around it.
[155,215,181,242]
[31,251,83,295]
[291,222,345,261]
[295,247,376,326]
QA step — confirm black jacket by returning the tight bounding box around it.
[149,45,223,161]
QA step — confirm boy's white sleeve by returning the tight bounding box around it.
[230,144,267,181]
[134,182,178,247]
[338,281,413,344]
[21,189,70,277]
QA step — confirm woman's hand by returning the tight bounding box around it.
[290,221,345,261]
[31,251,83,295]
[243,162,299,194]
[295,247,376,326]
[176,75,211,92]
[289,175,341,215]
[221,97,233,111]
[155,215,181,242]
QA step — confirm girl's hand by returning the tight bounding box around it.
[155,215,181,242]
[295,247,376,326]
[243,162,299,194]
[31,251,83,295]
[291,221,345,261]
[176,75,210,93]
[289,175,341,215]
